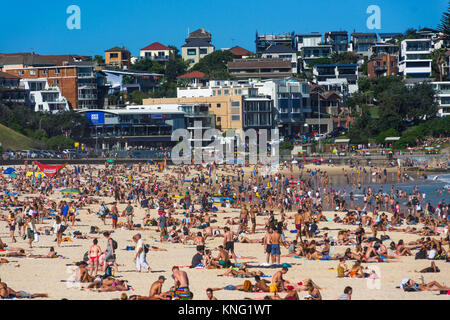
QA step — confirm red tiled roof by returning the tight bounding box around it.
[177,71,208,79]
[141,42,172,51]
[229,46,254,57]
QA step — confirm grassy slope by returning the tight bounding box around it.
[0,123,44,150]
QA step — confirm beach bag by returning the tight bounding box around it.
[104,265,113,277]
[415,251,427,260]
[112,239,118,250]
[144,244,149,253]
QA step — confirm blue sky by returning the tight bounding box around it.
[0,0,447,57]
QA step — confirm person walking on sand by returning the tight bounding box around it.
[133,233,150,273]
[263,227,273,264]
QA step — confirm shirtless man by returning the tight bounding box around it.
[130,276,170,300]
[270,228,282,265]
[215,245,232,268]
[239,206,249,233]
[263,227,273,264]
[223,227,237,263]
[254,275,270,292]
[272,267,289,292]
[250,206,257,234]
[88,239,102,276]
[294,209,304,242]
[172,266,191,300]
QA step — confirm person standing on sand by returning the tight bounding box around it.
[133,233,150,273]
[88,239,102,276]
[294,209,303,242]
[271,228,282,265]
[263,227,273,264]
[172,266,191,300]
[223,227,237,263]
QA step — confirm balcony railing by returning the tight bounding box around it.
[78,73,95,78]
[78,94,98,100]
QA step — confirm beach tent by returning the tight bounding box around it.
[3,167,15,174]
[106,159,115,163]
[385,137,400,141]
[9,173,18,178]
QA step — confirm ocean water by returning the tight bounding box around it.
[332,173,450,207]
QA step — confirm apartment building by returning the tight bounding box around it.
[227,58,293,79]
[261,45,297,74]
[398,39,432,80]
[378,33,403,43]
[19,78,69,113]
[301,45,332,70]
[431,82,450,117]
[0,71,26,105]
[255,32,295,55]
[5,62,98,110]
[350,32,378,56]
[104,46,131,69]
[324,31,349,53]
[369,43,399,57]
[367,54,398,79]
[313,64,358,93]
[181,28,215,68]
[296,33,322,51]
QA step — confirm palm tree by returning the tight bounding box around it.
[432,48,447,81]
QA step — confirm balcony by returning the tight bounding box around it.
[78,73,95,78]
[78,94,98,100]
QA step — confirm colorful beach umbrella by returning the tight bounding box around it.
[3,167,15,174]
[107,159,115,163]
[9,173,18,178]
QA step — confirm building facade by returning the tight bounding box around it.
[367,54,398,79]
[398,39,432,80]
[104,47,131,69]
[181,28,215,68]
[139,42,174,62]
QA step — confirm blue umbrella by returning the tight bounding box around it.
[3,167,15,174]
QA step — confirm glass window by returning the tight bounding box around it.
[187,49,196,55]
[199,48,207,55]
[231,101,240,107]
[216,103,221,108]
[231,115,240,121]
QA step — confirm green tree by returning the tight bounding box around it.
[432,48,447,81]
[45,135,75,151]
[330,52,359,64]
[438,1,450,37]
[94,55,105,64]
[191,50,235,79]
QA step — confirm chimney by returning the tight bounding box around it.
[201,28,205,33]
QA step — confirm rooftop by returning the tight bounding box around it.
[177,71,208,79]
[264,44,296,54]
[141,42,172,51]
[182,38,213,48]
[105,46,130,53]
[228,46,254,57]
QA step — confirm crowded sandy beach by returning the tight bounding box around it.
[0,160,449,300]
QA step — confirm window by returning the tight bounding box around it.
[19,70,24,75]
[217,103,221,108]
[217,117,221,122]
[53,80,59,85]
[231,115,240,121]
[30,70,36,75]
[231,101,240,107]
[199,48,207,55]
[109,53,119,59]
[54,68,60,74]
[224,89,229,95]
[187,49,196,55]
[43,69,48,75]
[212,90,216,96]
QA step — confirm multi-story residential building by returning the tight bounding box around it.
[181,28,215,68]
[255,32,295,55]
[296,33,322,51]
[261,45,297,74]
[313,64,359,92]
[301,45,332,70]
[350,32,378,56]
[417,28,441,41]
[0,71,26,105]
[324,31,349,53]
[227,58,293,79]
[398,39,432,80]
[19,78,69,113]
[378,33,403,43]
[139,42,174,62]
[367,54,398,79]
[253,80,311,136]
[431,82,450,117]
[104,46,131,69]
[80,104,186,150]
[369,43,399,57]
[102,69,161,95]
[5,62,98,110]
[176,71,209,87]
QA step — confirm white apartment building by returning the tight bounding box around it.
[431,82,450,117]
[296,33,322,51]
[20,78,69,113]
[398,39,432,80]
